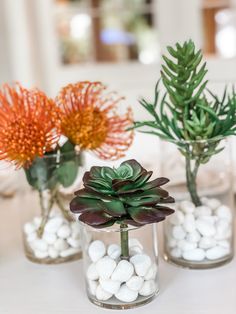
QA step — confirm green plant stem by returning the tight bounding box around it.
[120,223,129,260]
[55,192,72,221]
[185,156,202,206]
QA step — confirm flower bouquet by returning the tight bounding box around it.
[0,81,133,264]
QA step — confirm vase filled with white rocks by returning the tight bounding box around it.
[70,160,175,309]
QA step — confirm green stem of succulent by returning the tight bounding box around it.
[185,156,202,207]
[120,223,129,260]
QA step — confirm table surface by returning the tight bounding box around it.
[0,193,236,314]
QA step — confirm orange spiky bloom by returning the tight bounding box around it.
[0,84,61,168]
[56,81,133,160]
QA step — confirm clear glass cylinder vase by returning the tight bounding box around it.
[80,222,159,309]
[22,150,83,264]
[162,137,234,269]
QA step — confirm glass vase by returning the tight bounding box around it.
[22,150,83,264]
[162,137,234,269]
[80,223,159,310]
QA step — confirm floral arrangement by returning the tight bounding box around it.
[70,159,174,259]
[0,81,133,237]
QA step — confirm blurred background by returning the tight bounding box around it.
[1,0,236,195]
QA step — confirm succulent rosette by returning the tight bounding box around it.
[70,159,175,228]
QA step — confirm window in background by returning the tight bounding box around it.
[54,0,159,64]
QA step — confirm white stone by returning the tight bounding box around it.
[182,248,205,261]
[216,205,232,222]
[167,238,177,248]
[67,237,81,249]
[24,222,36,235]
[107,244,121,259]
[57,224,71,239]
[177,239,197,251]
[48,246,59,259]
[139,280,156,297]
[170,248,182,258]
[115,284,138,302]
[130,246,143,256]
[206,246,229,260]
[96,256,117,280]
[33,216,42,228]
[60,247,80,257]
[130,254,151,277]
[45,217,63,234]
[198,237,216,249]
[172,225,186,240]
[183,214,196,233]
[34,250,48,259]
[27,232,37,243]
[218,240,231,249]
[33,239,48,252]
[201,216,217,225]
[128,238,143,250]
[43,232,57,245]
[169,210,185,225]
[186,230,201,243]
[88,280,98,296]
[180,200,195,214]
[88,240,106,262]
[206,198,221,210]
[70,222,80,239]
[111,260,134,282]
[196,219,216,237]
[126,276,144,291]
[195,206,211,217]
[96,284,112,301]
[144,263,157,280]
[99,279,121,294]
[54,238,69,251]
[86,263,99,280]
[215,219,231,240]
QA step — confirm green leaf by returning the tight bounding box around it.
[57,160,78,188]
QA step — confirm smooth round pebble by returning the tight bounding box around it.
[215,219,231,240]
[67,237,81,248]
[183,214,196,233]
[27,232,37,243]
[169,210,185,225]
[87,263,99,280]
[54,238,69,251]
[172,225,186,240]
[88,240,106,262]
[45,217,63,234]
[70,222,80,239]
[99,279,121,294]
[139,280,156,297]
[218,240,230,249]
[170,248,182,258]
[206,246,229,260]
[96,284,112,301]
[43,232,57,245]
[129,246,143,256]
[180,200,195,214]
[57,224,71,239]
[48,246,59,259]
[130,254,151,277]
[196,219,216,237]
[96,256,117,280]
[216,205,232,222]
[34,250,49,259]
[168,238,177,248]
[33,216,42,228]
[195,206,211,217]
[111,260,134,282]
[24,222,36,235]
[144,263,157,280]
[88,280,98,296]
[107,244,121,259]
[186,230,201,243]
[177,239,197,251]
[33,239,48,252]
[198,237,216,249]
[206,198,221,210]
[126,276,144,291]
[60,247,80,258]
[182,248,205,261]
[115,285,138,302]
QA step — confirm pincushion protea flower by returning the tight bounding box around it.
[0,84,61,168]
[56,81,133,160]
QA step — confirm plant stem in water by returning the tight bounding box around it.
[120,223,129,260]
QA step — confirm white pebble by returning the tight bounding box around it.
[167,238,177,248]
[27,232,37,243]
[182,248,205,261]
[183,214,196,233]
[172,225,186,240]
[196,219,216,237]
[111,260,134,282]
[70,222,80,239]
[45,217,63,234]
[139,280,156,297]
[180,200,195,214]
[33,239,48,252]
[107,244,121,259]
[130,254,151,277]
[216,205,232,222]
[88,280,98,296]
[96,256,117,280]
[48,246,59,259]
[130,246,143,256]
[186,230,201,243]
[34,250,48,259]
[43,232,57,245]
[60,247,80,257]
[126,276,144,291]
[198,237,216,249]
[96,284,112,301]
[169,210,185,225]
[57,224,71,239]
[33,216,42,228]
[218,240,231,249]
[115,284,138,302]
[195,206,211,217]
[54,238,69,251]
[215,219,231,240]
[99,279,121,294]
[206,198,221,210]
[86,263,99,280]
[128,238,143,250]
[177,240,197,251]
[24,222,36,235]
[88,240,106,262]
[206,246,229,260]
[201,216,217,225]
[67,237,81,248]
[170,248,182,258]
[144,263,157,280]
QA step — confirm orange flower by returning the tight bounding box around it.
[56,81,133,160]
[0,84,61,168]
